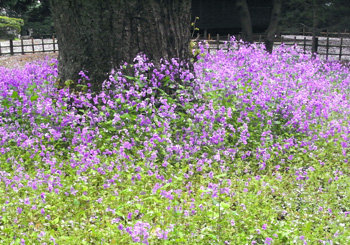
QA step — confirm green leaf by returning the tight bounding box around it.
[220,202,230,209]
[30,95,39,102]
[152,197,163,203]
[136,80,145,88]
[73,199,80,206]
[2,99,10,108]
[65,80,74,86]
[11,91,19,99]
[116,212,124,218]
[52,217,59,225]
[108,126,117,132]
[124,75,136,81]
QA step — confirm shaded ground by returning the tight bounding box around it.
[0,53,58,69]
[0,51,348,70]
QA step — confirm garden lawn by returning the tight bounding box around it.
[0,39,350,244]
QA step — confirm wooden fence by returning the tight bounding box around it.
[281,29,350,38]
[195,33,350,61]
[0,36,58,56]
[1,33,350,61]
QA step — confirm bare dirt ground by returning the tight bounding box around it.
[0,53,58,69]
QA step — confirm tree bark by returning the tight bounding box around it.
[236,0,253,43]
[265,0,283,53]
[49,0,192,92]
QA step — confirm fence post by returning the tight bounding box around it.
[31,37,35,53]
[21,38,24,55]
[41,37,45,52]
[326,36,329,60]
[339,37,343,61]
[227,34,230,52]
[207,33,211,54]
[216,34,220,50]
[10,40,14,55]
[0,42,2,56]
[312,37,318,58]
[53,35,56,52]
[303,37,306,54]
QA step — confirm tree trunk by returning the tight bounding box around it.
[49,0,192,92]
[236,0,253,43]
[265,0,283,53]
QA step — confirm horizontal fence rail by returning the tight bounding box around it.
[193,33,350,61]
[1,33,349,62]
[281,29,350,38]
[0,36,58,56]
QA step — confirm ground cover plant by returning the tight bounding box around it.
[0,39,350,244]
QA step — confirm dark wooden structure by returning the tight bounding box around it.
[192,34,350,62]
[192,0,272,36]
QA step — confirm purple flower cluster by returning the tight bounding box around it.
[0,39,350,243]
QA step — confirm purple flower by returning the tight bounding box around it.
[111,218,120,224]
[70,187,78,195]
[265,237,273,244]
[156,228,169,240]
[24,198,30,205]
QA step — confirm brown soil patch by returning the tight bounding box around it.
[0,53,58,69]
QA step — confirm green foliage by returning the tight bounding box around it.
[1,0,52,36]
[0,15,23,39]
[280,0,350,32]
[191,16,200,38]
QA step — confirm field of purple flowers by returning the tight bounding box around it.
[0,39,350,244]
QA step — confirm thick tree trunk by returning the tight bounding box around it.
[236,0,253,43]
[264,0,283,54]
[49,0,192,92]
